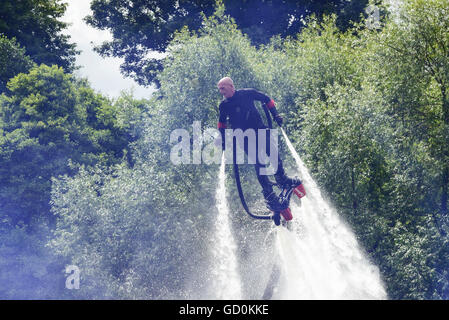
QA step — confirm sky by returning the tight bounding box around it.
[61,0,156,100]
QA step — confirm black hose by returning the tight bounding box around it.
[233,103,274,220]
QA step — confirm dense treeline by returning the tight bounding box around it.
[0,1,149,298]
[1,0,448,299]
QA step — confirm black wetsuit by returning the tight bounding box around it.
[217,88,288,197]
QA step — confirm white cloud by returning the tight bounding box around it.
[62,0,156,99]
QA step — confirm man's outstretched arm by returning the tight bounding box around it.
[250,89,284,127]
[265,99,283,127]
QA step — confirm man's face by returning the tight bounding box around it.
[218,82,235,99]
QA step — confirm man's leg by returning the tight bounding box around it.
[255,163,274,197]
[255,162,288,211]
[262,129,291,187]
[254,132,287,211]
[264,130,303,192]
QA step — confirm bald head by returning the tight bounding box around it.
[217,77,235,99]
[218,77,233,87]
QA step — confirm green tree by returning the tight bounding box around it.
[0,35,34,94]
[0,0,78,72]
[1,65,83,225]
[0,64,151,298]
[0,65,144,226]
[386,0,449,216]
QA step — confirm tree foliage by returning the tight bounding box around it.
[0,65,150,298]
[2,0,449,300]
[0,35,34,94]
[0,0,78,72]
[85,0,369,86]
[0,65,145,226]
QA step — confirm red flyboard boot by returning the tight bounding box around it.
[293,183,306,199]
[280,207,293,221]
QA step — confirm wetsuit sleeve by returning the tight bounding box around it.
[217,102,227,150]
[249,89,281,119]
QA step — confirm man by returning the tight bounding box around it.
[217,77,302,212]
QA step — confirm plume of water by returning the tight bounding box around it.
[268,129,387,299]
[209,154,242,299]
